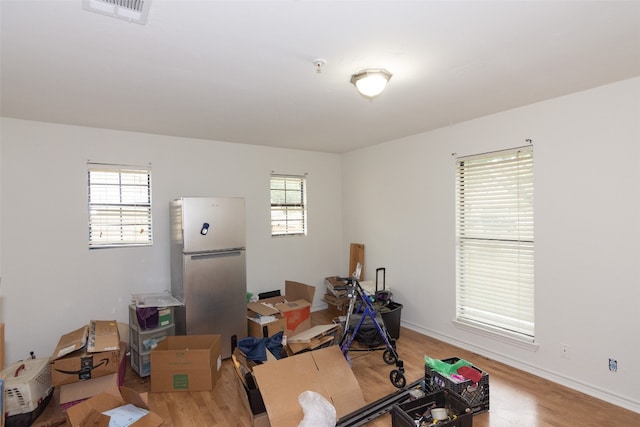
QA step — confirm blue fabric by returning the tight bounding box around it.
[238,331,285,362]
[265,331,284,358]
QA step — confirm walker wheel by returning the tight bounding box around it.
[390,369,406,388]
[383,349,397,365]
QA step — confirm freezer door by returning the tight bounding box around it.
[182,249,247,358]
[181,197,246,253]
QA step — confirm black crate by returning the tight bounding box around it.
[391,389,473,427]
[241,371,266,415]
[425,357,490,415]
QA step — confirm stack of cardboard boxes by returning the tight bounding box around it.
[247,281,316,339]
[51,321,224,425]
[322,276,351,316]
[50,320,164,426]
[246,280,342,355]
[50,320,126,409]
[237,280,363,427]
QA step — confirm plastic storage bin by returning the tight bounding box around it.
[129,304,174,330]
[129,304,176,377]
[131,324,175,353]
[130,348,152,377]
[425,357,490,414]
[380,301,403,339]
[391,389,473,427]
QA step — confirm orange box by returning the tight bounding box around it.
[257,281,316,337]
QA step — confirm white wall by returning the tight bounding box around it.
[341,76,640,412]
[0,119,344,364]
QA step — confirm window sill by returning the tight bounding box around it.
[452,319,539,352]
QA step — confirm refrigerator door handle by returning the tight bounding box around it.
[189,250,243,260]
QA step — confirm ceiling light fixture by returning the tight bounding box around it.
[350,68,392,100]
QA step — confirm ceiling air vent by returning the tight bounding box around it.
[82,0,152,25]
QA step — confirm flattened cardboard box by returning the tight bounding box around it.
[150,334,222,392]
[258,281,316,337]
[287,324,341,355]
[50,321,121,386]
[253,345,365,427]
[66,387,163,427]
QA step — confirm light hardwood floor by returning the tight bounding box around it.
[34,309,640,426]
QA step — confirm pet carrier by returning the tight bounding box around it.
[3,358,54,427]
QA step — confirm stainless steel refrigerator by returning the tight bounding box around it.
[170,197,246,358]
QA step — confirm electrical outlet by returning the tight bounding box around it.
[609,358,618,372]
[560,343,570,359]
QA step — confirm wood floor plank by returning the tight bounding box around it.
[32,309,640,426]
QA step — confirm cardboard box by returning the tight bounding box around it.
[65,387,163,427]
[252,345,365,427]
[60,373,119,410]
[87,320,120,353]
[322,292,350,316]
[287,324,341,355]
[59,342,128,410]
[150,335,222,392]
[50,321,121,386]
[231,348,268,425]
[257,281,316,337]
[246,303,287,339]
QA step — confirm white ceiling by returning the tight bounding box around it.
[1,1,639,153]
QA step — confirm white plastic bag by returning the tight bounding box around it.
[297,390,337,427]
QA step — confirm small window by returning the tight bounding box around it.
[88,163,152,248]
[270,174,307,236]
[455,147,534,340]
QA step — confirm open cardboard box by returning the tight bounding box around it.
[246,303,287,339]
[252,345,365,427]
[65,386,163,427]
[249,281,316,338]
[231,347,268,425]
[59,341,128,410]
[150,334,222,392]
[50,320,121,386]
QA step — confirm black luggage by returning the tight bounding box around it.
[374,267,393,306]
[350,312,385,347]
[373,267,403,340]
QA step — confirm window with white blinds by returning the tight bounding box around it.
[455,147,534,339]
[270,174,307,236]
[88,163,152,248]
